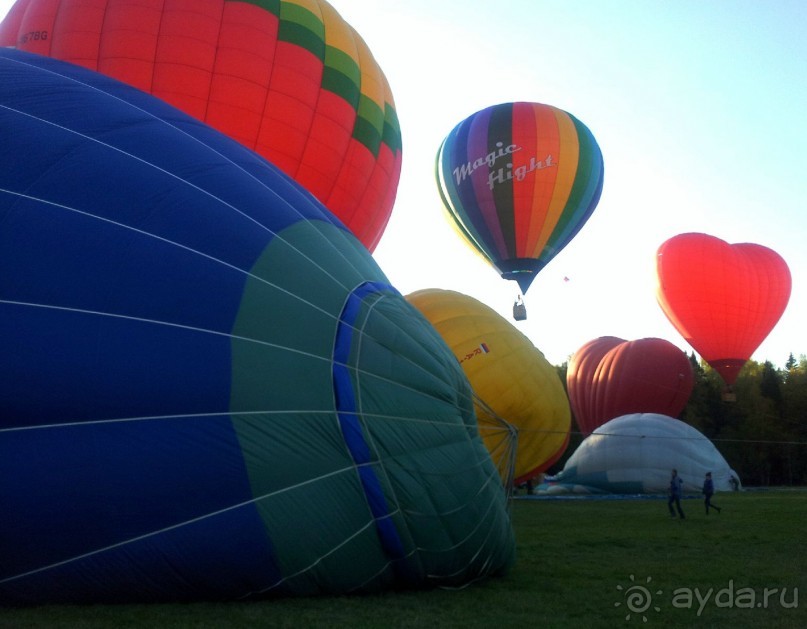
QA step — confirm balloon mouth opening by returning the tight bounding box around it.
[502,271,534,294]
[707,358,747,386]
[499,259,546,294]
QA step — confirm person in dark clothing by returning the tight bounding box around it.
[702,472,722,515]
[668,468,685,519]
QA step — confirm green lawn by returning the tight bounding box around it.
[2,490,805,628]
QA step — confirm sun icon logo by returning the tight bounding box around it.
[615,575,662,622]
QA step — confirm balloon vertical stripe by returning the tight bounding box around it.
[488,104,517,259]
[465,107,504,257]
[511,105,539,257]
[521,103,563,258]
[542,117,603,263]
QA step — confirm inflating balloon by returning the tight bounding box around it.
[0,0,402,251]
[435,101,604,317]
[540,413,741,495]
[656,233,791,386]
[0,49,514,605]
[406,289,571,485]
[567,337,694,434]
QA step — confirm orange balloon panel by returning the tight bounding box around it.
[656,233,791,385]
[0,0,402,251]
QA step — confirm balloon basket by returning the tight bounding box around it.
[513,296,527,321]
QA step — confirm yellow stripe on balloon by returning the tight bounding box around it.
[354,35,385,118]
[319,0,360,67]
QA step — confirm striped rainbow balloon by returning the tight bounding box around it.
[436,101,604,294]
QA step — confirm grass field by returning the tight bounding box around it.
[2,490,805,628]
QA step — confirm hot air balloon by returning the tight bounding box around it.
[656,233,791,387]
[0,0,402,251]
[566,337,694,435]
[406,289,571,486]
[0,49,514,605]
[435,101,604,318]
[540,413,741,495]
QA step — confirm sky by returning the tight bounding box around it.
[2,0,805,368]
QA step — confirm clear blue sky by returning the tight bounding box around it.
[338,0,807,368]
[3,0,805,368]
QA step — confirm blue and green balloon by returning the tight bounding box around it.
[0,49,514,604]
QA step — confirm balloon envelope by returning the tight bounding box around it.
[656,233,791,385]
[435,101,604,294]
[0,49,513,604]
[541,413,740,494]
[406,289,571,483]
[0,0,402,251]
[567,337,694,434]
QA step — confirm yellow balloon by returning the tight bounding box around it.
[406,289,570,483]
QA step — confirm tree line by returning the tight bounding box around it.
[553,354,807,487]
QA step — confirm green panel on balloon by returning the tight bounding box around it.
[229,221,392,591]
[229,220,515,591]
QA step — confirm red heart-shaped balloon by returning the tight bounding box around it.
[656,233,791,385]
[567,337,694,434]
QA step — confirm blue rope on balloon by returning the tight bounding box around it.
[332,281,407,564]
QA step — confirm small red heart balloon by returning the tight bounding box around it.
[567,337,694,434]
[656,233,791,385]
